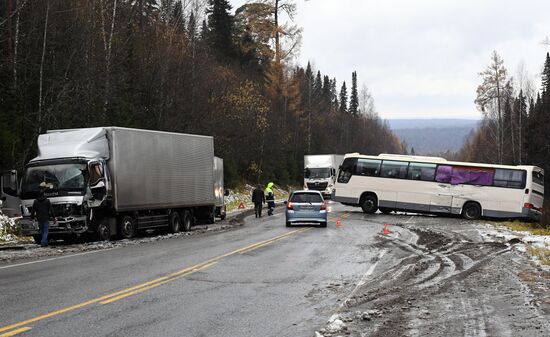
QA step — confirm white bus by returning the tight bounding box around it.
[333,153,544,220]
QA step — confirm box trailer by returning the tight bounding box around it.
[19,127,225,242]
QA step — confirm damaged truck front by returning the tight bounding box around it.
[19,127,223,242]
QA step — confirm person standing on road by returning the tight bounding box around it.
[251,184,266,218]
[31,190,56,247]
[265,182,275,216]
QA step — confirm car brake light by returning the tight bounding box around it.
[287,201,293,210]
[320,201,326,210]
[524,202,534,209]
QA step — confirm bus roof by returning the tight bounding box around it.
[343,153,542,171]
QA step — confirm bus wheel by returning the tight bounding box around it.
[181,210,193,232]
[361,194,378,214]
[169,211,181,233]
[462,202,481,220]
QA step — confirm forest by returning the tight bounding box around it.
[460,50,550,195]
[0,0,403,187]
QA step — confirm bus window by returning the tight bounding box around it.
[408,162,436,181]
[337,158,356,184]
[381,161,408,179]
[533,171,544,186]
[435,165,453,183]
[450,167,494,186]
[494,169,525,189]
[356,159,381,177]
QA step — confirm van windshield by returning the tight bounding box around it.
[305,168,331,179]
[21,163,88,197]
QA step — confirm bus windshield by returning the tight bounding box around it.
[21,163,88,197]
[305,168,331,179]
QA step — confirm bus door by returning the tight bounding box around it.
[430,165,454,213]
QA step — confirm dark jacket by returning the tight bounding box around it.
[31,196,55,223]
[252,188,265,204]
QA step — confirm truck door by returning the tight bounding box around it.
[88,161,107,207]
[1,170,21,217]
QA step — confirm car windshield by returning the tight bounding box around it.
[305,168,331,179]
[22,163,88,193]
[291,193,323,203]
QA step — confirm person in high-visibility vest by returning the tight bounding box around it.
[265,182,275,216]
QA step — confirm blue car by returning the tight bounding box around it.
[285,190,327,227]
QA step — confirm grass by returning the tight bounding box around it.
[501,220,550,236]
[526,245,550,266]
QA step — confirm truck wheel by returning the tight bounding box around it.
[97,222,111,241]
[181,211,192,232]
[360,194,378,214]
[169,212,181,233]
[119,215,136,239]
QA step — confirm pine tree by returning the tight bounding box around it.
[349,71,359,116]
[206,0,236,60]
[542,52,550,93]
[339,81,348,114]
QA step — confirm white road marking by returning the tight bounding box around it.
[0,248,117,270]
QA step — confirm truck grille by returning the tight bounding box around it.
[306,182,328,191]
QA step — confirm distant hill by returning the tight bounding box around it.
[386,119,480,155]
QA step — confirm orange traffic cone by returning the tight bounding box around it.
[383,223,391,235]
[336,217,342,227]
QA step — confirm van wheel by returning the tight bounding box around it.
[169,211,181,233]
[97,221,111,241]
[361,194,378,214]
[119,215,136,239]
[182,210,192,232]
[462,202,481,220]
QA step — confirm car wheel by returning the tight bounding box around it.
[119,215,136,239]
[361,194,378,214]
[169,211,181,233]
[182,210,193,232]
[97,221,111,241]
[286,221,291,227]
[462,202,481,220]
[320,221,327,228]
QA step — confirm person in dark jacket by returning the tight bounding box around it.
[265,182,275,216]
[31,190,56,247]
[251,185,266,218]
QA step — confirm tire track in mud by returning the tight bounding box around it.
[315,219,549,337]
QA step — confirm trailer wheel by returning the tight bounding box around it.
[119,215,136,239]
[169,211,181,233]
[97,221,111,241]
[181,211,192,232]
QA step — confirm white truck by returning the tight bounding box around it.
[18,127,227,242]
[304,154,344,198]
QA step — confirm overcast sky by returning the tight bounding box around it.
[230,0,550,119]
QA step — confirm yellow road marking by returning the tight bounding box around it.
[0,228,309,333]
[100,262,217,304]
[0,327,31,337]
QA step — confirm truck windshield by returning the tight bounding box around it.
[21,163,88,196]
[305,168,331,179]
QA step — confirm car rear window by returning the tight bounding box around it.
[291,193,323,203]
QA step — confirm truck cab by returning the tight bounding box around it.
[303,155,344,198]
[1,170,21,218]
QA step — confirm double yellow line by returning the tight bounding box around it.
[0,228,310,336]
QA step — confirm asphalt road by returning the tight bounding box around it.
[1,203,549,337]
